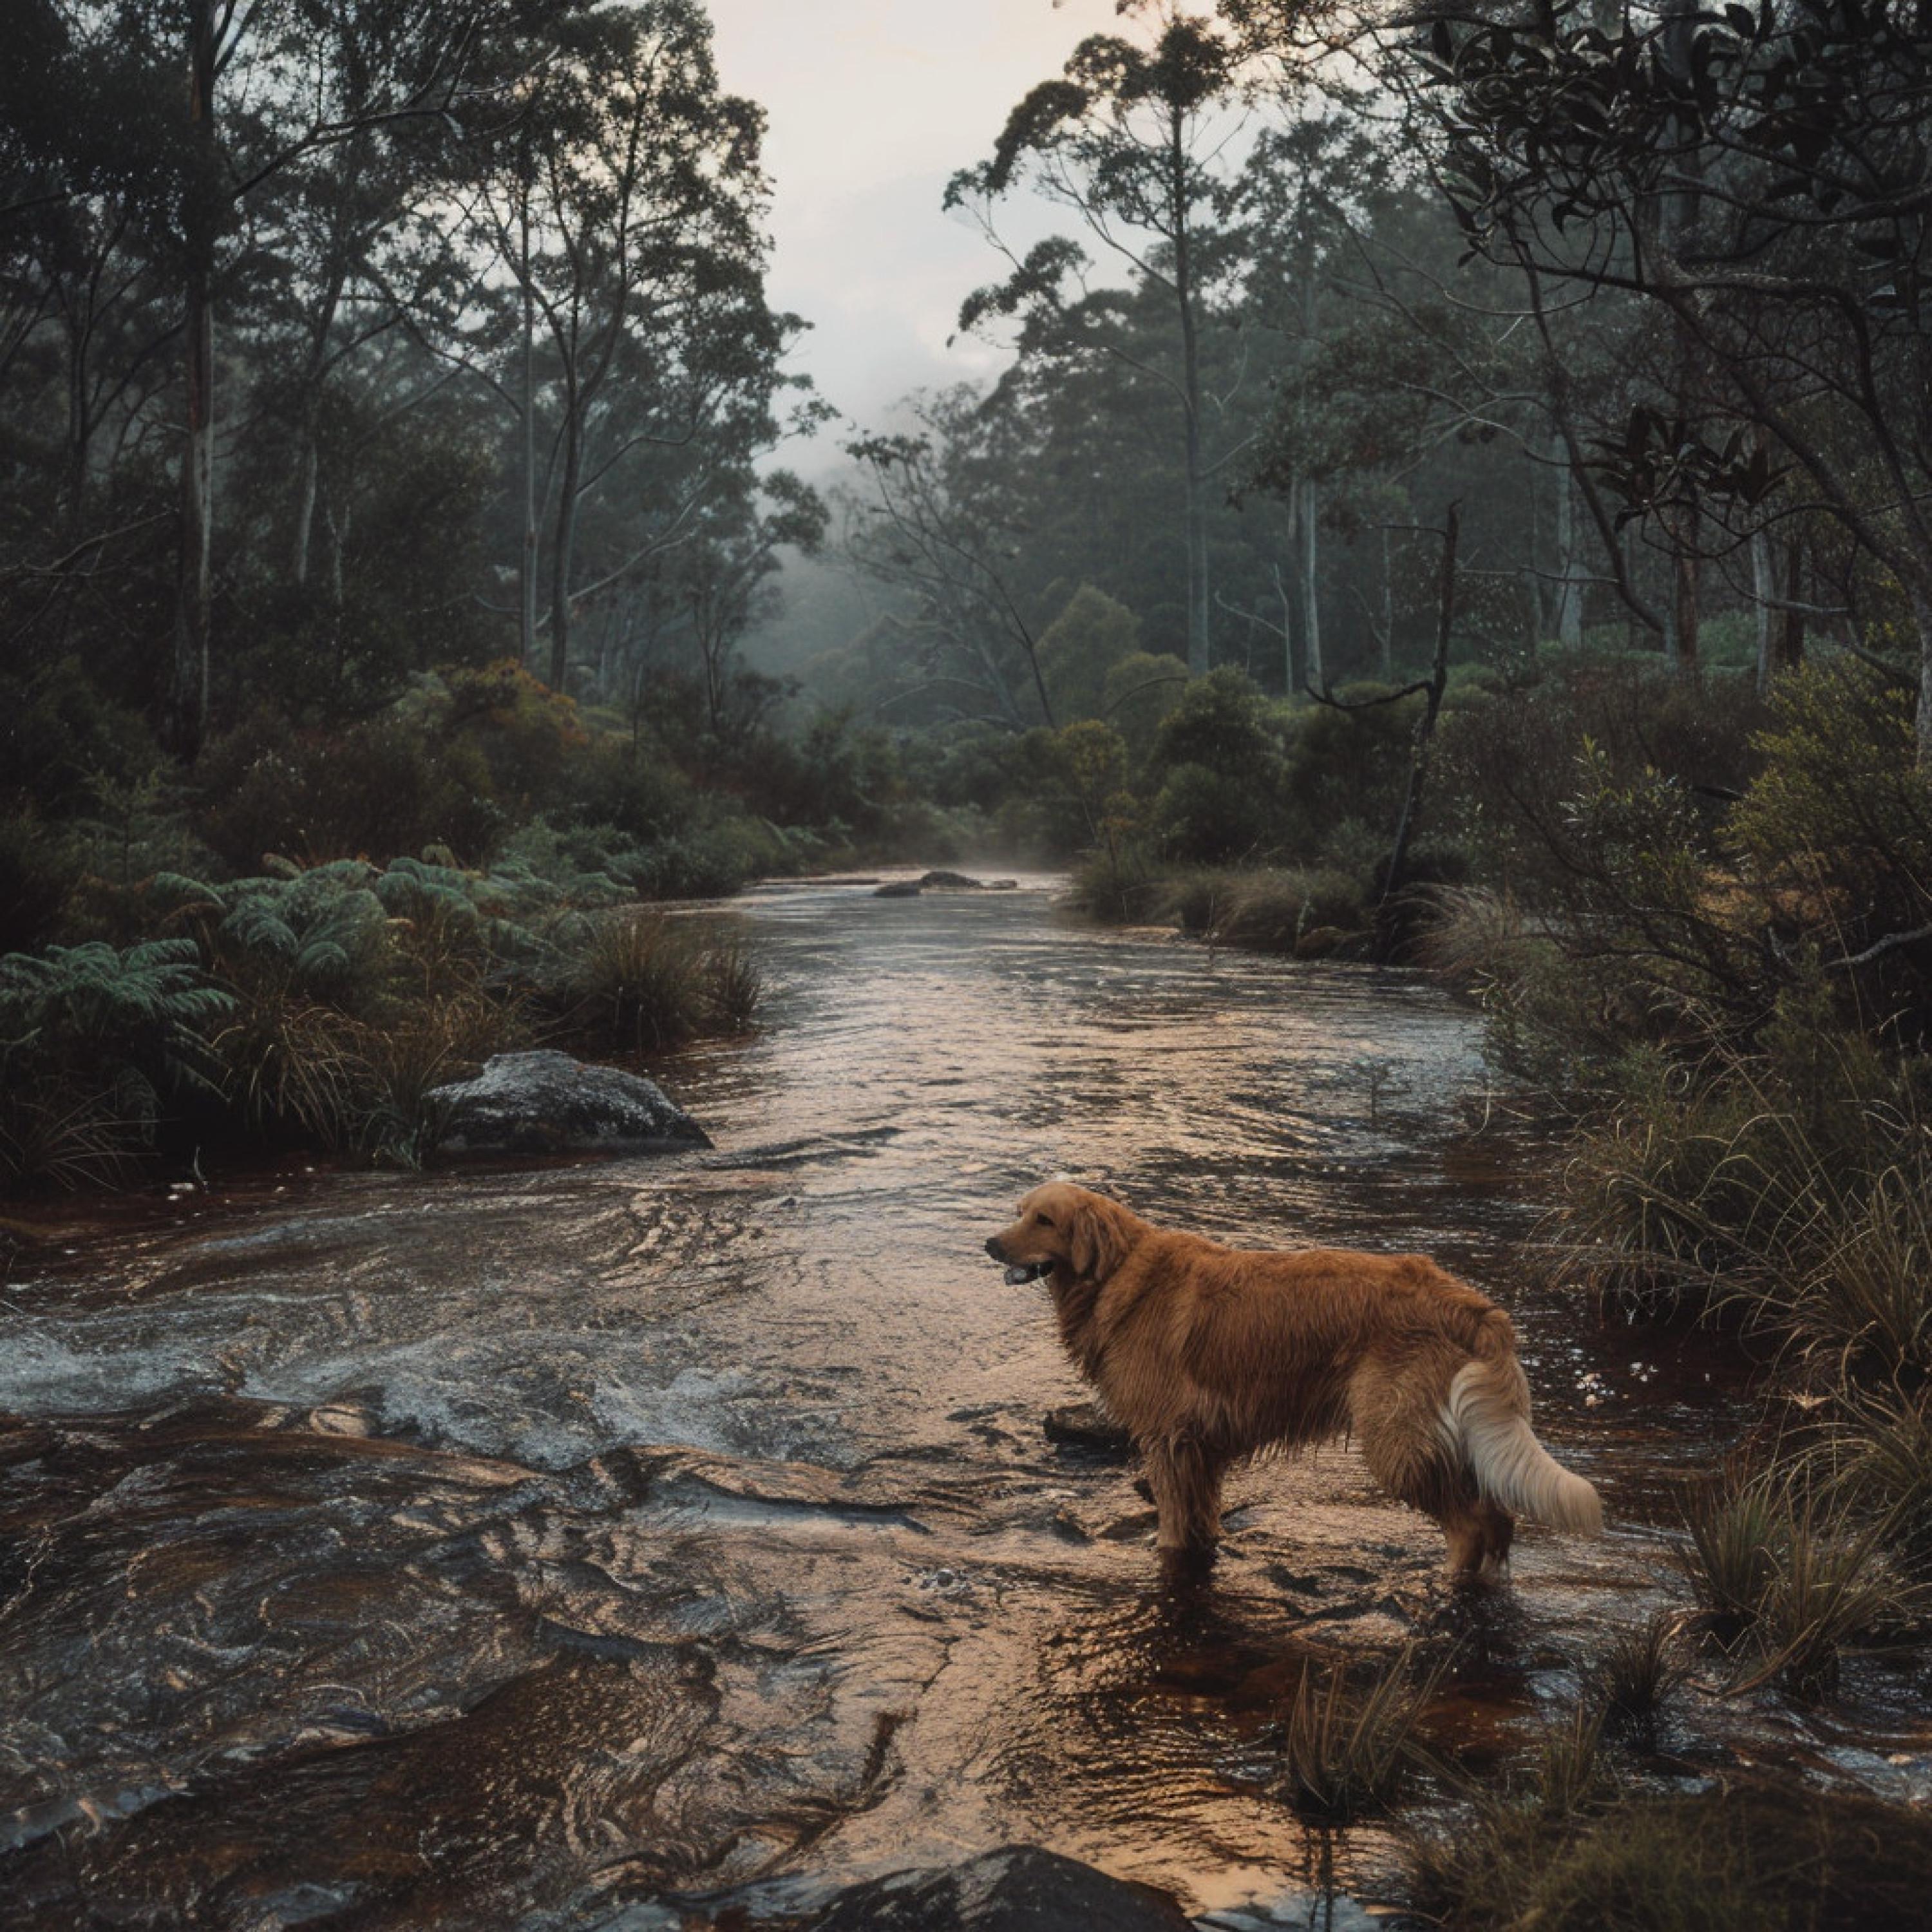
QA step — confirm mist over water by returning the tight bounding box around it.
[0,880,1814,1928]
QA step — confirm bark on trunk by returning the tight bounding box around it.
[1752,528,1775,694]
[1777,534,1805,676]
[1374,504,1459,964]
[1671,542,1699,677]
[518,211,539,668]
[1300,477,1323,694]
[1915,582,1932,772]
[547,396,581,692]
[1174,124,1209,678]
[1554,442,1584,648]
[169,0,218,759]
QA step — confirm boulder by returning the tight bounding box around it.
[872,880,922,898]
[426,1051,711,1155]
[804,1847,1191,1932]
[917,870,985,890]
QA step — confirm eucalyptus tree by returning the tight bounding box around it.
[843,388,1058,730]
[946,1,1248,676]
[146,0,571,752]
[1383,0,1932,746]
[459,0,802,693]
[670,468,828,737]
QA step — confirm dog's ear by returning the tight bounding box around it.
[1070,1194,1128,1282]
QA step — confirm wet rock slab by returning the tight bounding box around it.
[804,1846,1191,1932]
[427,1050,711,1155]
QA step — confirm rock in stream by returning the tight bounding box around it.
[426,1050,710,1155]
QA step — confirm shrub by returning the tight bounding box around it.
[1036,584,1142,723]
[196,709,502,870]
[0,809,73,955]
[1150,761,1282,864]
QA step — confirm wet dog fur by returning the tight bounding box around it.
[986,1181,1602,1580]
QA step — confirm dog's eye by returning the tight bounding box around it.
[1034,1213,1054,1228]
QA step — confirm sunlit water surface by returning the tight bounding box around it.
[3,878,1924,1929]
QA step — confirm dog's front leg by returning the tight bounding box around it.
[1142,1436,1223,1555]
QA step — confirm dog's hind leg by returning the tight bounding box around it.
[1143,1436,1224,1554]
[1351,1371,1496,1581]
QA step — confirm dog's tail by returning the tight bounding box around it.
[1446,1325,1603,1535]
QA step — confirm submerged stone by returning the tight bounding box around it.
[426,1050,711,1155]
[804,1846,1191,1932]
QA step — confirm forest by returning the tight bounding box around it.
[6,1,1932,1926]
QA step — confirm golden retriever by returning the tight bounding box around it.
[986,1181,1602,1579]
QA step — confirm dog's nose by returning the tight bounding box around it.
[984,1236,1006,1262]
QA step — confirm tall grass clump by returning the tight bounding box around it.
[1586,1611,1692,1739]
[1268,1643,1443,1820]
[1678,1466,1908,1694]
[553,908,761,1051]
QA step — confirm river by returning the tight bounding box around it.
[1,876,1919,1929]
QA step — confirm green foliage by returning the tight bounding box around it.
[1150,761,1280,865]
[1036,585,1142,722]
[0,810,73,956]
[196,707,502,872]
[1101,650,1189,768]
[0,939,230,1090]
[1149,667,1283,787]
[0,937,233,1186]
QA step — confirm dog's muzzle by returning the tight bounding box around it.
[985,1236,1050,1285]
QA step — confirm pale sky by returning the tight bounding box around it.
[707,0,1127,452]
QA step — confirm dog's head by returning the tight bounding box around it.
[984,1182,1134,1287]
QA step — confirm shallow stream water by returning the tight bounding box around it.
[3,878,1926,1929]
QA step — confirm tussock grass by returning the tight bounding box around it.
[1586,1611,1692,1738]
[1269,1643,1443,1821]
[1407,1782,1932,1932]
[554,908,762,1051]
[1678,1466,1909,1694]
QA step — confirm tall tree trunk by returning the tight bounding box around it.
[1272,560,1298,696]
[292,439,319,585]
[547,392,581,692]
[1778,533,1806,676]
[1553,438,1584,647]
[518,207,540,668]
[1671,543,1700,677]
[1379,525,1395,679]
[1171,104,1209,676]
[1917,579,1932,771]
[169,0,219,759]
[1300,477,1323,693]
[1752,527,1776,694]
[1374,504,1459,963]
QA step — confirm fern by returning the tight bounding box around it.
[0,938,232,1097]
